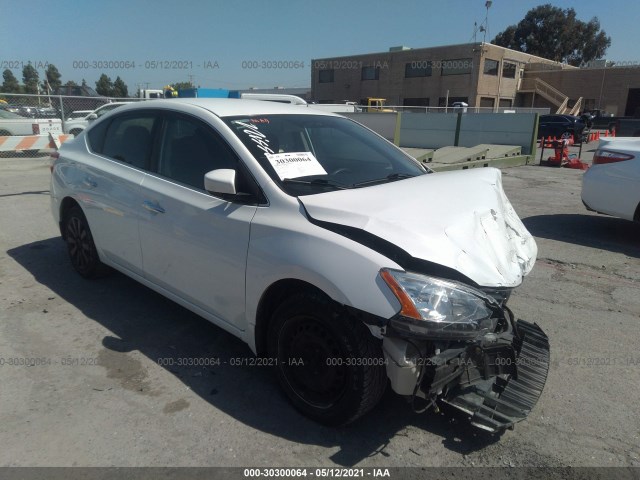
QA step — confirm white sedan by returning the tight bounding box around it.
[582,137,640,221]
[63,102,130,135]
[50,99,549,432]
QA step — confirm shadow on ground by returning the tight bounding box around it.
[8,237,501,465]
[523,214,640,258]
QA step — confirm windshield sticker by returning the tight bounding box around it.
[233,120,274,155]
[265,152,327,180]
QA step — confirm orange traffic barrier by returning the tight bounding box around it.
[0,133,74,152]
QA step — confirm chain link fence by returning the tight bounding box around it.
[390,106,550,114]
[0,93,145,135]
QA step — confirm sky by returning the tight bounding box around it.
[2,0,639,93]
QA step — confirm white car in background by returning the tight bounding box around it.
[66,110,93,121]
[50,99,549,432]
[64,102,130,135]
[0,109,63,136]
[582,137,640,222]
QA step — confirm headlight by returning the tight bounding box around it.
[380,269,498,339]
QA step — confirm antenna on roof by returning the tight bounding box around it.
[483,0,492,44]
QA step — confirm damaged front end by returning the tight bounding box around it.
[380,269,549,432]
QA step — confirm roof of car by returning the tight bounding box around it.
[115,98,340,118]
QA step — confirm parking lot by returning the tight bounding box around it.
[0,146,639,468]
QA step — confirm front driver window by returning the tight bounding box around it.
[158,115,238,190]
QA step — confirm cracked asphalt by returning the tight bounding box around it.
[0,146,639,469]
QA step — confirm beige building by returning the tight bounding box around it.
[311,43,640,116]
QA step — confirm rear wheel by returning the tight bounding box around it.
[63,206,107,278]
[268,292,387,426]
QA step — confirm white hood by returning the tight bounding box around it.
[300,168,537,288]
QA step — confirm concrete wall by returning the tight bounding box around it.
[394,112,538,154]
[396,113,458,149]
[341,112,398,141]
[458,113,537,154]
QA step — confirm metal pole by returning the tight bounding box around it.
[59,95,65,133]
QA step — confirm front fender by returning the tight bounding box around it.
[245,207,402,350]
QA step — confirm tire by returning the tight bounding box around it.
[560,131,572,140]
[268,292,387,426]
[63,206,107,278]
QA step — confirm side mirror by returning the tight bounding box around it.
[204,169,236,195]
[87,113,98,120]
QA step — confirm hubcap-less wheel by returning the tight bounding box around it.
[268,292,387,426]
[278,315,348,408]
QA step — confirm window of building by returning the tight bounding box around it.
[479,97,495,108]
[403,98,430,107]
[484,59,499,76]
[441,59,473,76]
[499,99,513,108]
[405,61,432,78]
[503,62,517,78]
[361,66,380,81]
[318,69,334,83]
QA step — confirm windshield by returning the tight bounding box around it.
[223,114,425,195]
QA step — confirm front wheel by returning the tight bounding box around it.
[63,205,107,278]
[268,292,387,426]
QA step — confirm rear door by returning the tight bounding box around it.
[138,111,259,331]
[82,111,159,276]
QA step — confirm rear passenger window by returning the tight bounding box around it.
[100,114,156,169]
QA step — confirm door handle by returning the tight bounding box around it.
[82,177,97,188]
[142,200,165,214]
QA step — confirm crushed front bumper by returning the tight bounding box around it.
[441,320,550,432]
[383,319,550,433]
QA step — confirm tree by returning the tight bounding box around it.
[112,76,129,98]
[22,63,39,94]
[43,64,62,93]
[1,69,21,93]
[95,74,114,96]
[171,81,193,90]
[492,4,611,66]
